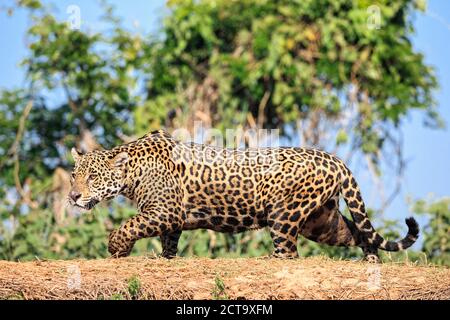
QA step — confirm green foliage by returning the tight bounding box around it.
[110,293,125,300]
[212,274,228,300]
[5,293,25,300]
[412,197,450,265]
[127,275,142,299]
[0,3,143,185]
[0,0,447,267]
[139,0,439,154]
[0,202,136,261]
[177,229,273,258]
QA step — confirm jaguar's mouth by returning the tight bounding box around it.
[70,198,99,211]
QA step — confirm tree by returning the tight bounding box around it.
[0,1,144,259]
[137,0,441,211]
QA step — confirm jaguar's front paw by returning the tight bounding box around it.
[108,230,133,258]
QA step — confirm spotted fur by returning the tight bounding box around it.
[69,130,419,262]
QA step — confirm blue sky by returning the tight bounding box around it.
[0,1,449,239]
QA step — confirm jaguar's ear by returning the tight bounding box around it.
[110,152,129,169]
[71,147,83,162]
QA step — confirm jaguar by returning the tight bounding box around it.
[68,130,419,262]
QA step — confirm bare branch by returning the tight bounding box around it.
[10,100,38,209]
[257,91,270,129]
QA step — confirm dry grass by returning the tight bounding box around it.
[0,256,448,300]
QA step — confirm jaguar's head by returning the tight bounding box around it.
[68,148,129,210]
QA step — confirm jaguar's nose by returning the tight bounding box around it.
[69,190,81,202]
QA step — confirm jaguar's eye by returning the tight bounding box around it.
[88,174,98,181]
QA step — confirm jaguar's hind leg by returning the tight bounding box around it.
[267,210,299,259]
[362,245,380,263]
[300,196,381,262]
[300,197,357,247]
[268,190,339,258]
[300,197,359,247]
[160,230,182,258]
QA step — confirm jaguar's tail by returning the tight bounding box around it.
[340,168,419,251]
